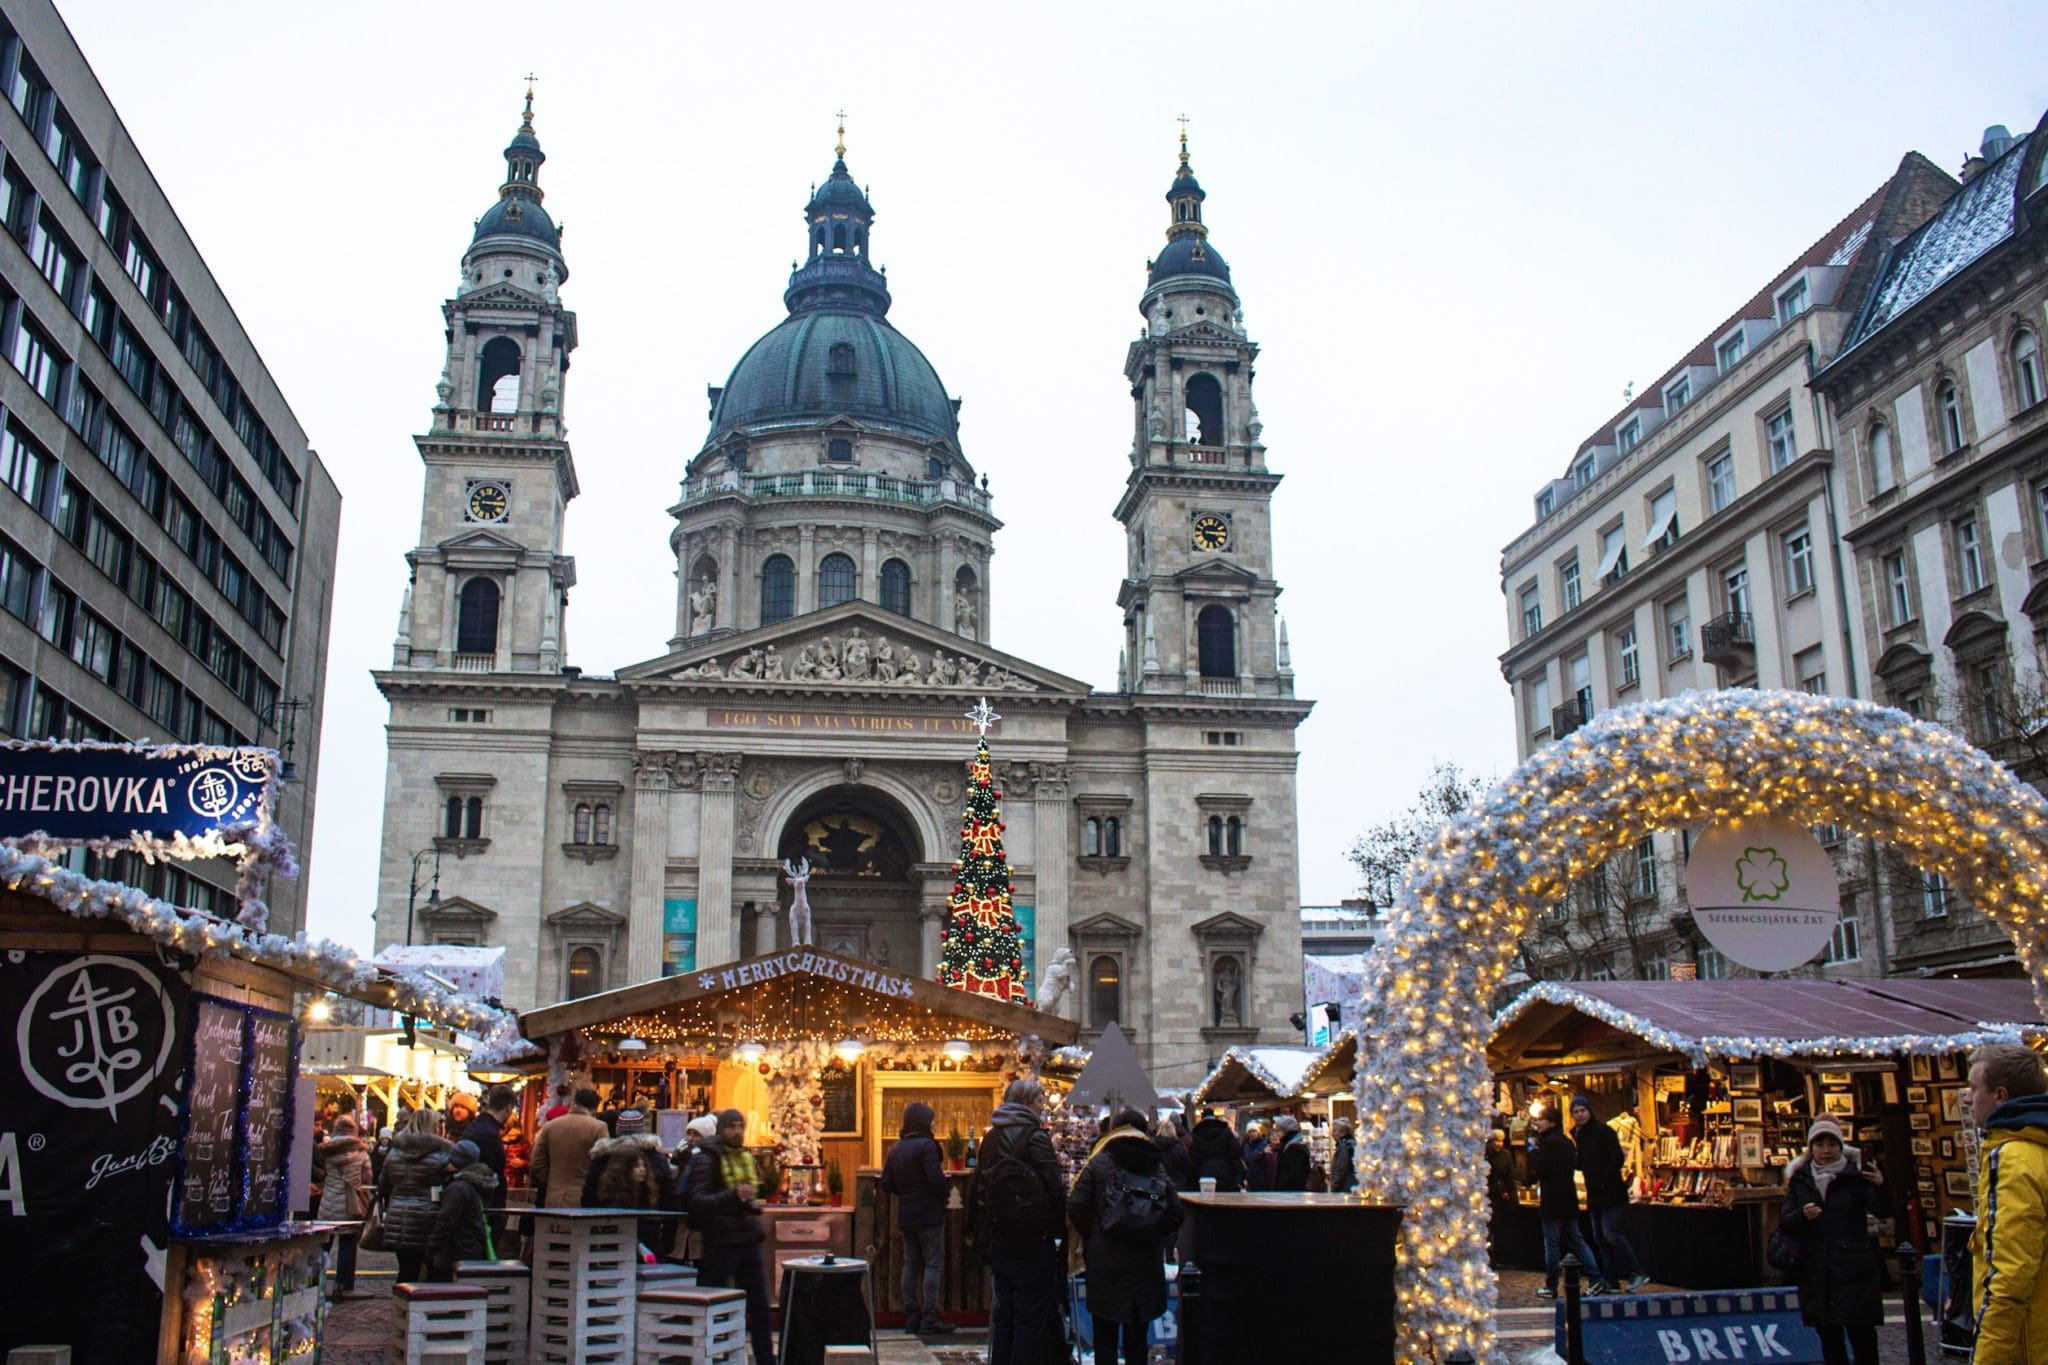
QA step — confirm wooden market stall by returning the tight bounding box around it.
[1189,1030,1357,1176]
[1488,978,2046,1289]
[518,944,1077,1324]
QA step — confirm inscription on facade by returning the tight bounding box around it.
[707,709,1000,735]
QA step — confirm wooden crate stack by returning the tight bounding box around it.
[530,1216,638,1364]
[635,1286,748,1364]
[455,1259,531,1364]
[392,1282,490,1365]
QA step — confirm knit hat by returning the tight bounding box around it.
[1274,1114,1300,1133]
[1806,1117,1845,1147]
[450,1139,481,1167]
[717,1108,746,1130]
[686,1114,719,1141]
[615,1109,647,1136]
[1569,1095,1593,1114]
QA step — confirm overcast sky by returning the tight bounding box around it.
[53,1,2048,948]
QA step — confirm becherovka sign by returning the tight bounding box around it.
[1683,815,1842,972]
[0,741,270,843]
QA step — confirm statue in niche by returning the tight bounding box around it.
[688,579,717,635]
[1213,958,1243,1028]
[954,588,979,637]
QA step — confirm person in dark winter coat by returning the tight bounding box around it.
[378,1109,455,1284]
[1068,1109,1184,1365]
[1153,1118,1193,1190]
[463,1086,515,1204]
[1780,1118,1888,1365]
[1570,1096,1647,1291]
[881,1100,953,1336]
[1530,1107,1608,1298]
[972,1078,1068,1365]
[686,1110,773,1365]
[315,1118,373,1297]
[580,1113,680,1257]
[1330,1117,1359,1193]
[1272,1114,1312,1191]
[1188,1115,1245,1192]
[1241,1122,1275,1191]
[426,1155,498,1279]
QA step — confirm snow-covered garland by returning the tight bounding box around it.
[1190,1030,1356,1105]
[1352,689,2048,1364]
[1492,980,2036,1067]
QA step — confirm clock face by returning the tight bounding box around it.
[1192,513,1231,551]
[467,482,509,522]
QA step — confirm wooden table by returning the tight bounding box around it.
[1176,1193,1405,1365]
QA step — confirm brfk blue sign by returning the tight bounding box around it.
[0,743,271,842]
[1560,1289,1824,1365]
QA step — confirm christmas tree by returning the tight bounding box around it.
[938,700,1030,1003]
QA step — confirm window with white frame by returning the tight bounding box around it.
[1717,331,1747,372]
[1633,835,1657,899]
[1571,455,1594,488]
[1868,424,1896,495]
[1775,277,1810,325]
[2016,330,2044,409]
[1616,623,1640,688]
[1939,382,1966,452]
[1920,870,1949,919]
[1569,653,1592,720]
[1559,558,1582,612]
[1795,645,1827,695]
[1616,418,1641,453]
[1823,901,1861,965]
[1664,376,1691,414]
[1782,525,1815,595]
[1955,515,1986,594]
[1971,658,2008,740]
[1663,595,1691,662]
[1723,564,1751,617]
[1597,523,1629,584]
[1644,486,1679,551]
[1883,550,1913,625]
[1526,673,1551,738]
[1519,582,1542,639]
[1535,487,1555,519]
[1766,407,1797,472]
[1696,946,1728,980]
[1706,451,1736,513]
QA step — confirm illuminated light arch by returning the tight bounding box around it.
[1354,689,2048,1361]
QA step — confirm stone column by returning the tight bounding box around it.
[1029,764,1073,1014]
[796,527,817,616]
[717,524,740,631]
[861,527,879,603]
[625,752,675,984]
[920,902,948,977]
[696,753,744,967]
[937,534,957,632]
[751,900,780,956]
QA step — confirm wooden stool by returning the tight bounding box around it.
[638,1263,699,1289]
[530,1216,639,1363]
[635,1285,747,1364]
[393,1282,490,1365]
[455,1260,530,1364]
[821,1350,876,1364]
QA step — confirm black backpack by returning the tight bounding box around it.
[980,1139,1054,1239]
[1099,1164,1173,1242]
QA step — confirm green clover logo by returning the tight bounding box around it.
[1734,846,1790,902]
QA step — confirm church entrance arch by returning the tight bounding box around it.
[773,785,927,971]
[1355,690,2048,1362]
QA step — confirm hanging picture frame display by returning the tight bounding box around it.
[1880,1073,1899,1105]
[1821,1092,1856,1118]
[1911,1112,1933,1132]
[1818,1071,1853,1087]
[1733,1097,1765,1124]
[1736,1131,1765,1167]
[1937,1054,1960,1081]
[1911,1055,1933,1082]
[1730,1064,1761,1091]
[1946,1170,1973,1198]
[1941,1088,1965,1124]
[1911,1137,1934,1157]
[1907,1086,1929,1105]
[1940,1137,1955,1160]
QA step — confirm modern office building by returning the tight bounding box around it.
[0,0,340,933]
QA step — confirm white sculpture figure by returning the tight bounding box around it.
[782,857,815,946]
[1035,947,1077,1014]
[954,587,979,637]
[689,579,717,636]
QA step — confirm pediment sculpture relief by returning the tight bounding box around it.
[669,625,1036,690]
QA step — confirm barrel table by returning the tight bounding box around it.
[775,1255,873,1365]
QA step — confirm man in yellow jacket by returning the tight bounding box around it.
[1968,1042,2048,1365]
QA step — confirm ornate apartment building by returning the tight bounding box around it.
[370,114,1312,1073]
[0,0,339,933]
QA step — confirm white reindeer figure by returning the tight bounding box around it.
[1034,946,1077,1014]
[781,856,815,947]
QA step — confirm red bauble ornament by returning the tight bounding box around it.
[758,1062,771,1076]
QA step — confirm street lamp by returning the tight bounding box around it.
[258,696,310,782]
[404,846,442,947]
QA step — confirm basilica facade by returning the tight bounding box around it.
[370,105,1313,1074]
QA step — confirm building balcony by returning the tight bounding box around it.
[451,653,496,673]
[1551,696,1593,739]
[677,468,993,516]
[1700,612,1755,669]
[1196,677,1241,697]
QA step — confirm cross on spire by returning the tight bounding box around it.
[835,110,848,160]
[1177,113,1190,166]
[522,73,538,123]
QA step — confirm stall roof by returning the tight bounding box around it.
[1492,979,2047,1070]
[1064,1022,1160,1111]
[520,945,1079,1047]
[1193,1041,1326,1105]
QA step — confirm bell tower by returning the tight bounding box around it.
[1114,135,1291,698]
[395,86,580,674]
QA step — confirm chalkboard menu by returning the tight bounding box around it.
[820,1067,860,1136]
[173,995,299,1234]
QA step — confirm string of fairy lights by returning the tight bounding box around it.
[1353,688,2048,1364]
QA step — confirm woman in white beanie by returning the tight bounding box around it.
[1779,1116,1887,1365]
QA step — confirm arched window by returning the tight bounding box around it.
[1103,817,1121,857]
[463,796,483,840]
[1226,815,1243,856]
[1197,605,1236,677]
[1207,815,1224,856]
[1083,817,1101,857]
[830,222,849,253]
[880,558,912,616]
[444,795,463,838]
[567,946,601,999]
[1184,372,1224,444]
[760,554,795,625]
[819,553,857,608]
[456,578,500,656]
[2016,331,2044,409]
[477,337,521,413]
[1939,382,1966,452]
[594,803,612,844]
[1088,955,1121,1028]
[573,802,592,844]
[1868,423,1896,496]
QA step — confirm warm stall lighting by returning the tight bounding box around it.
[617,1035,649,1054]
[943,1038,973,1060]
[834,1038,867,1063]
[736,1040,766,1065]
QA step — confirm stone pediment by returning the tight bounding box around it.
[616,601,1090,695]
[423,895,497,925]
[1173,558,1259,588]
[546,901,625,929]
[1165,320,1251,346]
[438,527,527,556]
[455,282,548,311]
